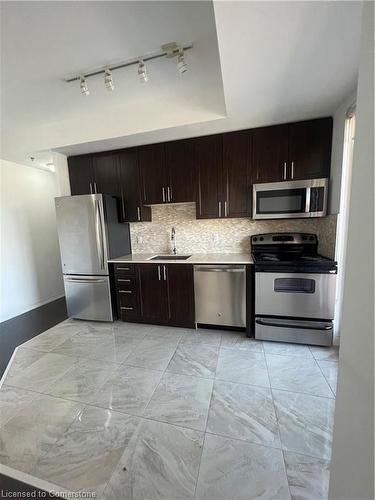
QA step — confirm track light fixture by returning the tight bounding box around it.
[79,76,90,96]
[177,49,187,74]
[66,41,193,95]
[104,68,114,91]
[137,59,148,83]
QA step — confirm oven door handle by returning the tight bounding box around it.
[255,319,333,331]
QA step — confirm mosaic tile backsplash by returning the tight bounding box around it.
[129,203,337,259]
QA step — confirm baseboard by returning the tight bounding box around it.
[1,294,65,323]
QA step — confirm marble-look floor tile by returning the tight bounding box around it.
[263,342,313,358]
[144,372,213,431]
[207,381,280,447]
[216,348,270,387]
[0,394,82,474]
[102,419,204,500]
[309,346,339,362]
[266,354,333,397]
[35,405,140,497]
[23,320,87,352]
[180,329,222,347]
[284,451,330,500]
[166,344,219,379]
[0,385,37,426]
[220,332,263,352]
[5,353,76,393]
[93,365,163,415]
[273,390,335,460]
[317,360,338,395]
[125,336,178,371]
[2,347,46,386]
[45,357,117,404]
[143,325,187,341]
[195,433,290,500]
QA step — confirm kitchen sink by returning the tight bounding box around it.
[149,255,191,261]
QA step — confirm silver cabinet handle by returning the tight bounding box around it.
[170,186,173,201]
[224,201,228,217]
[117,278,131,282]
[89,182,93,194]
[119,290,132,294]
[116,267,130,270]
[162,187,166,202]
[157,265,161,280]
[137,206,141,221]
[94,182,98,193]
[218,201,222,217]
[121,195,126,220]
[291,161,294,179]
[167,187,171,202]
[283,162,287,180]
[120,306,133,311]
[163,265,167,281]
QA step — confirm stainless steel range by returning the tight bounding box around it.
[251,233,337,346]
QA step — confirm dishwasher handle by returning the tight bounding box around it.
[194,265,245,273]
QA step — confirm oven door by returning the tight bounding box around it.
[255,272,336,319]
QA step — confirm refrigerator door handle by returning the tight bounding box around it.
[95,199,105,270]
[65,277,106,283]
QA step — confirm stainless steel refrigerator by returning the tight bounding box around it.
[55,194,131,321]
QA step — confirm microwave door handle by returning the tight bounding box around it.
[305,187,311,213]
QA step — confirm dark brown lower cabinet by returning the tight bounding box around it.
[113,263,195,328]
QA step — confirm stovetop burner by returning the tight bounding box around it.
[251,232,337,272]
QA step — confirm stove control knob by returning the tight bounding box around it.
[259,236,264,241]
[253,237,258,242]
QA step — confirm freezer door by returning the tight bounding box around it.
[55,195,109,275]
[63,275,113,321]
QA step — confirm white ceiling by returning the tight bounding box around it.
[0,1,362,165]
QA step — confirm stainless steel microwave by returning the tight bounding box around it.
[252,178,328,219]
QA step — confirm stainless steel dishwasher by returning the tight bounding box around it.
[194,265,246,327]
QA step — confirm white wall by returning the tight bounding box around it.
[329,2,374,499]
[0,159,65,322]
[329,89,357,214]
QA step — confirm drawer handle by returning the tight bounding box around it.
[119,290,132,294]
[116,267,131,271]
[120,306,134,310]
[117,279,131,282]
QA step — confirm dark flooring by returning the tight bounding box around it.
[0,297,67,378]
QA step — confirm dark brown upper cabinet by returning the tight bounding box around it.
[118,149,151,222]
[252,117,332,183]
[288,118,333,180]
[68,155,94,195]
[92,152,120,196]
[165,139,196,203]
[252,124,289,183]
[139,143,167,205]
[195,134,223,219]
[222,130,252,218]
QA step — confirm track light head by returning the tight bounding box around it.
[79,76,90,96]
[138,59,148,83]
[104,68,114,91]
[177,50,187,74]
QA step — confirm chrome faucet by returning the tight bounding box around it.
[171,227,177,255]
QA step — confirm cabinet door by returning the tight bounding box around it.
[138,264,168,324]
[92,153,120,196]
[288,118,333,180]
[252,125,288,183]
[195,135,223,219]
[165,139,196,203]
[222,131,252,218]
[118,149,151,222]
[165,264,195,328]
[139,144,167,205]
[68,155,94,195]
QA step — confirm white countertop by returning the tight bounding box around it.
[108,253,253,265]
